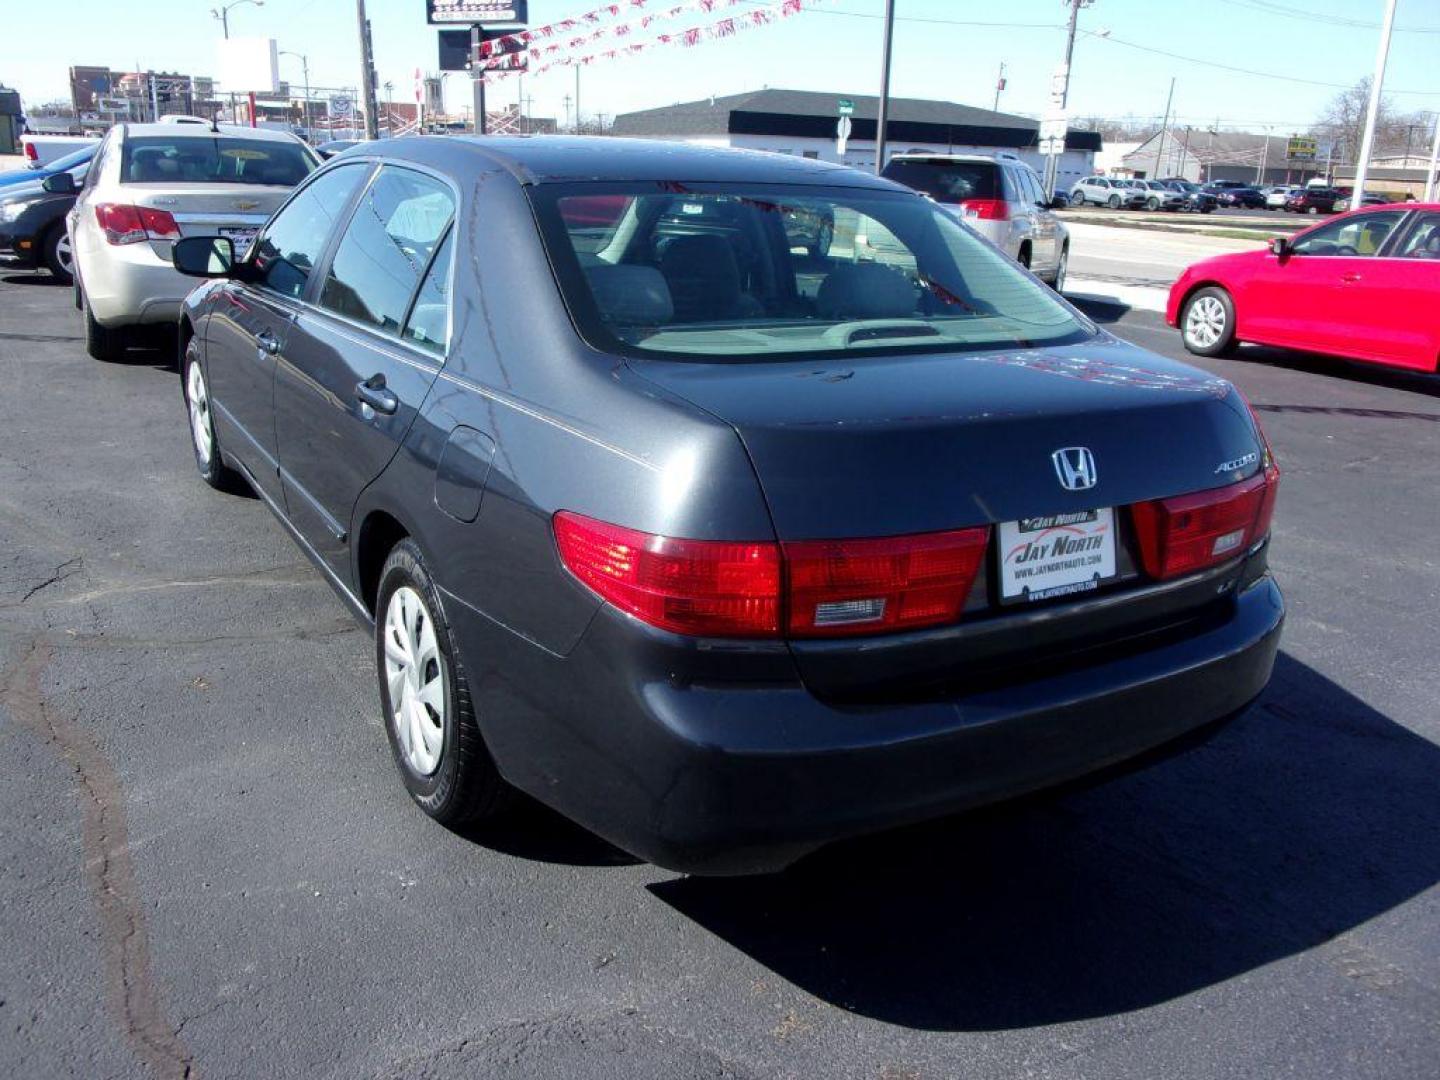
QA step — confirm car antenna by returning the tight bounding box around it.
[210,112,219,134]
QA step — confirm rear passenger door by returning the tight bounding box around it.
[272,165,456,578]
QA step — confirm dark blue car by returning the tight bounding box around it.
[170,137,1284,874]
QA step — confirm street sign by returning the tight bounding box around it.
[427,0,527,26]
[329,94,353,119]
[1039,135,1065,157]
[836,114,853,157]
[837,98,855,117]
[1039,117,1068,143]
[1286,136,1318,162]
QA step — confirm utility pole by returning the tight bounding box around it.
[1153,76,1174,179]
[1352,0,1397,202]
[1255,126,1272,185]
[1042,0,1092,198]
[575,66,581,132]
[355,0,379,140]
[470,25,487,135]
[992,62,1005,113]
[874,0,896,175]
[281,51,311,141]
[563,93,573,131]
[1424,111,1440,202]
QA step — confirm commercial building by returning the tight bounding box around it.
[1122,129,1324,186]
[611,88,1101,191]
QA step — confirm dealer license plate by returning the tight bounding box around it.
[998,509,1117,603]
[219,227,258,259]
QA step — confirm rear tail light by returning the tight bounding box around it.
[24,142,38,162]
[958,198,1010,221]
[1131,467,1279,581]
[94,203,179,245]
[553,512,781,637]
[553,513,989,639]
[783,530,989,637]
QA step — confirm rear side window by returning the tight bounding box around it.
[881,159,998,203]
[252,163,367,299]
[319,167,455,335]
[402,229,454,354]
[121,136,316,185]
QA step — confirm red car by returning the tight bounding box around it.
[1168,204,1440,373]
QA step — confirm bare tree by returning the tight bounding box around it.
[1312,77,1406,163]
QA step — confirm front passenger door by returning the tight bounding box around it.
[203,162,369,502]
[273,166,457,578]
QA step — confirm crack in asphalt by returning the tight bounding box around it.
[19,555,84,603]
[2,638,197,1080]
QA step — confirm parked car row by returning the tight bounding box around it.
[147,136,1285,874]
[1067,175,1217,213]
[0,150,91,280]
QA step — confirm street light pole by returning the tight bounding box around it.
[874,0,896,175]
[280,51,311,142]
[212,1,265,123]
[1256,127,1272,185]
[1352,0,1397,202]
[1424,111,1440,202]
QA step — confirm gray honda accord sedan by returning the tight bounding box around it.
[171,137,1283,874]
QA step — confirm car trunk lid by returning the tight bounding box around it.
[126,183,292,259]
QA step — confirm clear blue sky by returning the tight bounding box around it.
[5,0,1437,134]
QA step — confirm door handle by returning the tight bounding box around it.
[254,330,280,354]
[355,374,399,416]
[1341,272,1363,283]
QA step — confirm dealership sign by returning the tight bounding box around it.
[427,0,528,25]
[1287,136,1318,162]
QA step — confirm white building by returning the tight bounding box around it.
[612,88,1101,193]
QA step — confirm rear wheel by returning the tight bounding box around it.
[1146,196,1160,211]
[1180,286,1238,357]
[1016,244,1032,271]
[42,225,73,284]
[1108,194,1121,209]
[376,539,510,828]
[1048,246,1069,294]
[81,288,126,362]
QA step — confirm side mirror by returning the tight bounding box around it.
[1269,236,1291,258]
[172,236,235,278]
[42,172,77,195]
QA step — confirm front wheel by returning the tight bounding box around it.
[183,338,245,492]
[1048,246,1068,294]
[42,225,73,284]
[1070,193,1085,207]
[1108,195,1121,209]
[1180,286,1238,357]
[1146,197,1160,211]
[376,539,511,828]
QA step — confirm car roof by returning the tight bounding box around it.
[120,123,303,144]
[343,135,898,189]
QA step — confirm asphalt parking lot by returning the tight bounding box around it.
[2,267,1438,1079]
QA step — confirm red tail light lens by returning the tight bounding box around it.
[137,206,180,239]
[554,513,990,639]
[24,143,38,162]
[783,529,989,637]
[553,512,781,637]
[95,204,180,244]
[1132,469,1279,581]
[958,198,1010,221]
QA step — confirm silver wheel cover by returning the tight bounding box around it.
[55,233,73,273]
[187,362,213,465]
[1184,295,1227,349]
[383,585,446,777]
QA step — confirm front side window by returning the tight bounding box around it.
[121,136,318,186]
[319,167,455,335]
[531,182,1093,362]
[1292,211,1404,257]
[252,163,367,299]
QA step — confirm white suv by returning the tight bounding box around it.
[1069,175,1141,209]
[67,123,319,361]
[881,152,1069,291]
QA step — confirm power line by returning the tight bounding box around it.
[1215,0,1440,33]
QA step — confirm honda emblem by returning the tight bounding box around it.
[1052,447,1098,492]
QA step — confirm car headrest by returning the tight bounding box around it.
[816,263,919,320]
[585,264,674,326]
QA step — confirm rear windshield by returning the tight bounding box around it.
[880,159,998,203]
[121,136,317,186]
[531,182,1093,362]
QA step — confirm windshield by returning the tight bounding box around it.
[531,182,1093,362]
[121,136,318,186]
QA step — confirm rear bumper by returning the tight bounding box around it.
[81,242,191,326]
[449,566,1284,876]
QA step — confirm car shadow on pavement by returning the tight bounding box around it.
[2,271,66,287]
[458,792,642,868]
[1239,345,1440,399]
[650,652,1440,1031]
[1066,295,1131,325]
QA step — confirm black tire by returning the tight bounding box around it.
[1017,244,1032,271]
[1048,245,1068,294]
[82,288,126,362]
[1108,195,1121,209]
[1146,197,1160,211]
[1179,286,1238,358]
[376,538,511,828]
[181,338,245,492]
[41,224,73,284]
[1070,193,1084,207]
